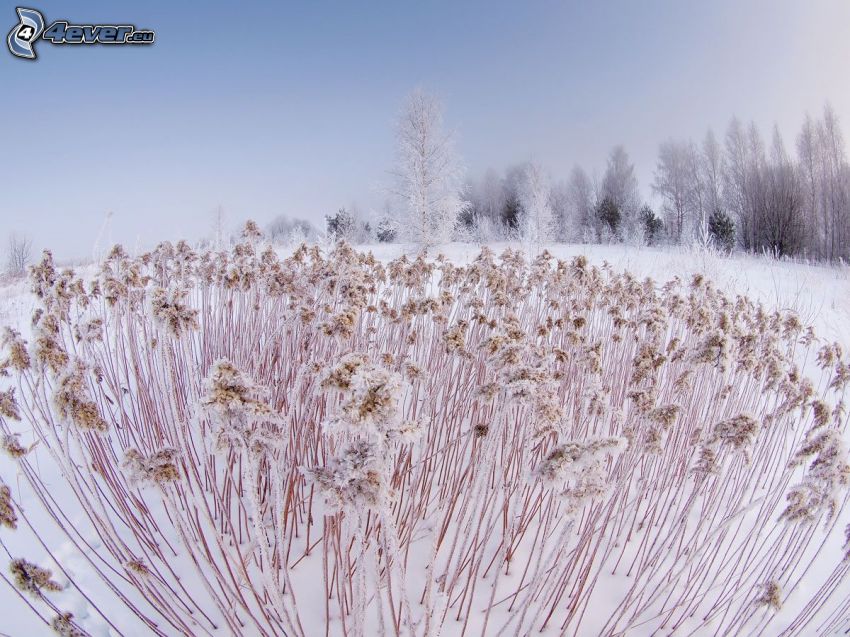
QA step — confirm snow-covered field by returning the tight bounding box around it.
[0,241,848,637]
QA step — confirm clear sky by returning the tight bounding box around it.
[3,0,850,260]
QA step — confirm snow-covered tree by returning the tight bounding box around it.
[708,209,735,253]
[639,205,663,245]
[566,166,597,242]
[266,215,317,245]
[596,196,621,240]
[792,105,850,261]
[796,113,820,256]
[479,168,506,230]
[653,140,697,243]
[701,130,723,220]
[601,146,640,240]
[375,214,399,243]
[518,162,553,252]
[391,88,468,248]
[812,104,850,261]
[6,233,32,277]
[463,168,506,242]
[326,207,372,244]
[761,126,803,257]
[549,180,571,242]
[500,164,527,235]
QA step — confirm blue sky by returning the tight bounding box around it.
[3,0,849,259]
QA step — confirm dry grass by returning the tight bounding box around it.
[0,227,849,636]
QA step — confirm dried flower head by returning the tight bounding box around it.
[0,483,17,529]
[9,558,62,597]
[241,219,263,242]
[200,359,278,425]
[809,399,831,429]
[1,327,30,372]
[321,353,369,391]
[535,437,627,509]
[1,433,29,459]
[783,427,850,525]
[647,404,680,429]
[51,612,86,637]
[385,419,424,442]
[123,448,181,486]
[0,388,21,420]
[710,414,759,451]
[325,361,405,436]
[150,287,199,338]
[443,322,468,353]
[303,440,389,511]
[125,557,151,576]
[32,313,69,374]
[53,361,109,433]
[755,580,782,611]
[73,318,103,344]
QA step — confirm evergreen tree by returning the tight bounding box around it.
[501,193,521,231]
[708,208,735,253]
[639,205,663,245]
[326,208,356,241]
[597,196,621,239]
[376,215,398,243]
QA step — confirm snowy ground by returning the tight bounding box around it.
[0,241,848,636]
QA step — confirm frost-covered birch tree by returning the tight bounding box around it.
[518,162,553,252]
[391,88,468,248]
[567,166,597,242]
[653,140,696,243]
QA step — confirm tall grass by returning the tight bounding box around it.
[1,225,848,636]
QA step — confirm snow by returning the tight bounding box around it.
[0,241,848,636]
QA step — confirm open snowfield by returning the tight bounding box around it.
[0,241,848,637]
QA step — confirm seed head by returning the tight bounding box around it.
[303,440,389,511]
[123,448,181,486]
[1,328,30,372]
[150,287,199,338]
[200,359,278,425]
[53,361,109,433]
[1,434,28,459]
[0,484,17,529]
[9,558,62,597]
[755,581,782,611]
[51,612,86,637]
[710,414,759,451]
[0,388,21,421]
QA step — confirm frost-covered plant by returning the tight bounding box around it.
[9,559,62,597]
[535,437,627,510]
[0,483,17,529]
[122,448,181,486]
[304,440,389,511]
[149,286,198,337]
[1,236,849,637]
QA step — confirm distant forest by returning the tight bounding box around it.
[317,96,850,261]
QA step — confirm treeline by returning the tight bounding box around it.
[457,104,850,260]
[317,94,849,261]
